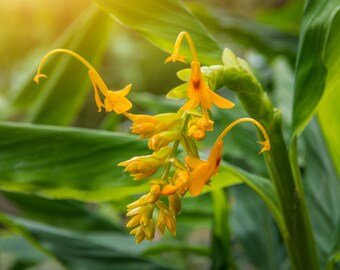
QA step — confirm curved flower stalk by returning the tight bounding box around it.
[34,49,133,115]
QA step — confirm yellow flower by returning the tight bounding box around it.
[165,32,234,123]
[128,113,181,139]
[34,49,132,114]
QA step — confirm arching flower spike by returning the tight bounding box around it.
[34,49,133,115]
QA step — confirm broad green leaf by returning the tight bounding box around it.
[8,7,112,126]
[2,192,120,231]
[93,0,222,65]
[303,120,340,268]
[291,1,340,136]
[0,122,150,202]
[317,52,340,177]
[2,215,176,270]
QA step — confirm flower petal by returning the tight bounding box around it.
[210,90,235,109]
[188,163,210,196]
[116,84,132,97]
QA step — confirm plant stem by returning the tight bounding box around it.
[220,73,320,269]
[161,113,190,181]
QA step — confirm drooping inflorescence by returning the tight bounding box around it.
[34,32,270,244]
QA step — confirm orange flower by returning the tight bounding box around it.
[181,61,235,111]
[34,49,132,114]
[185,140,224,196]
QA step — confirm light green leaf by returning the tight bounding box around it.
[8,7,112,126]
[0,122,150,202]
[93,0,222,65]
[291,1,340,136]
[317,71,340,178]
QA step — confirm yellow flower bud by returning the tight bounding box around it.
[148,130,180,151]
[134,227,146,244]
[118,148,171,180]
[169,193,181,215]
[164,214,177,236]
[193,129,206,141]
[144,220,155,240]
[129,113,181,139]
[126,215,141,228]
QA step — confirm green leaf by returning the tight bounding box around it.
[2,215,176,270]
[211,189,235,270]
[2,192,120,231]
[93,0,222,65]
[0,122,150,202]
[303,120,340,268]
[229,185,288,270]
[8,7,112,126]
[317,70,340,178]
[291,1,340,136]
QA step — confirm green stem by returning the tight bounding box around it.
[217,65,320,270]
[161,113,190,181]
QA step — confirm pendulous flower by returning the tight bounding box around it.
[34,49,132,114]
[185,140,224,196]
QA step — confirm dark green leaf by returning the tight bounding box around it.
[229,185,288,270]
[2,192,120,231]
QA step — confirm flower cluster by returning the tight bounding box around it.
[34,32,270,244]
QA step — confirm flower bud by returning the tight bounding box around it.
[129,113,181,139]
[169,193,181,215]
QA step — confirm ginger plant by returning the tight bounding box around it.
[34,31,270,244]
